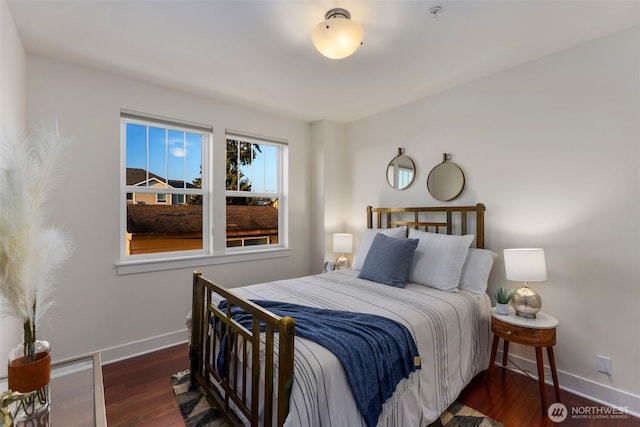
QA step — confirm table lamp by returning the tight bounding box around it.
[504,248,547,319]
[333,233,353,270]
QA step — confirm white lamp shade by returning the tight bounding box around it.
[312,14,363,59]
[333,233,353,254]
[504,248,547,282]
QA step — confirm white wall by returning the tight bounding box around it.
[0,0,26,377]
[0,0,25,133]
[25,56,312,363]
[345,26,640,411]
[310,120,349,270]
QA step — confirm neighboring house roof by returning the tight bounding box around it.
[126,167,195,189]
[127,204,278,236]
[127,204,202,234]
[226,205,278,235]
[135,177,169,188]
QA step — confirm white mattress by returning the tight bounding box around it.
[220,269,492,426]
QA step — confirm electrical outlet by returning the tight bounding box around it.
[597,355,612,375]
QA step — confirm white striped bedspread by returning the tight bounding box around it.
[224,269,492,427]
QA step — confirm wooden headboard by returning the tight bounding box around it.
[366,203,486,249]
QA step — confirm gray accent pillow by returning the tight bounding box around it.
[357,233,418,288]
[352,226,408,271]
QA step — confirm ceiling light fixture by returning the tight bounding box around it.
[311,8,364,59]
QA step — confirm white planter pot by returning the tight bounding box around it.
[496,303,510,315]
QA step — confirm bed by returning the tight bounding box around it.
[189,203,493,427]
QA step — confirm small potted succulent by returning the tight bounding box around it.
[494,286,516,315]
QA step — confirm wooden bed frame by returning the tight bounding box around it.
[189,203,486,427]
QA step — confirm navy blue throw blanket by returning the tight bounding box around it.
[217,300,421,427]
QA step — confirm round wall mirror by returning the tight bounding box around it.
[386,149,416,190]
[427,154,465,201]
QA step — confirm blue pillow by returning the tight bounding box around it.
[357,233,419,288]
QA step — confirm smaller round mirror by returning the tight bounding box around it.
[386,149,416,190]
[427,154,465,201]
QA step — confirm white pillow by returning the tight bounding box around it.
[352,226,407,271]
[459,248,497,294]
[407,229,474,292]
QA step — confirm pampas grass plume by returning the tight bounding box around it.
[0,122,71,327]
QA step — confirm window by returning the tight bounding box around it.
[396,166,413,189]
[121,112,210,259]
[119,113,288,271]
[156,193,167,204]
[225,132,286,250]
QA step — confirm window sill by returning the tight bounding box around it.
[115,248,291,275]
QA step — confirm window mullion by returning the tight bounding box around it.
[236,141,241,192]
[164,128,169,186]
[127,186,202,195]
[250,142,254,189]
[145,126,150,187]
[183,132,187,189]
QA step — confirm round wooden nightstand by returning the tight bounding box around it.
[487,307,561,415]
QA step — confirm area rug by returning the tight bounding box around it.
[171,370,228,427]
[171,370,504,427]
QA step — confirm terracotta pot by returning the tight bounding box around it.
[6,341,51,423]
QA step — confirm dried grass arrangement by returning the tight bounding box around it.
[0,123,71,361]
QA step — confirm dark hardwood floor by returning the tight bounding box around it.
[103,343,190,427]
[103,343,640,426]
[459,368,640,427]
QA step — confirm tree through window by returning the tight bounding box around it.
[225,134,284,248]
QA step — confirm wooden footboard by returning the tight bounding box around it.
[189,271,295,427]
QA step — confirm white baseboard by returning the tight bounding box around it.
[497,350,640,418]
[99,329,189,366]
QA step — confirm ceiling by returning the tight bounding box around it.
[7,1,640,123]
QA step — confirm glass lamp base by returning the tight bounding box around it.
[512,284,541,319]
[335,254,350,270]
[515,310,537,319]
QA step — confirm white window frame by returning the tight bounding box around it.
[116,113,290,275]
[118,111,211,266]
[224,130,288,254]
